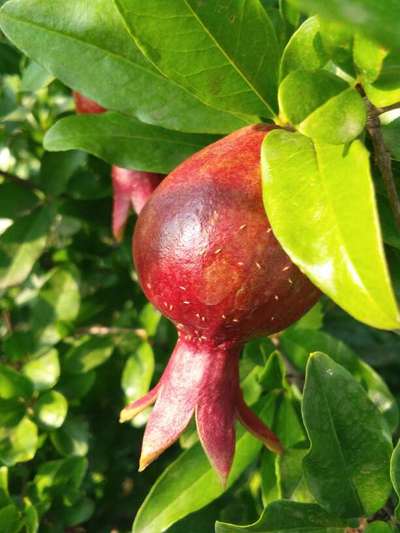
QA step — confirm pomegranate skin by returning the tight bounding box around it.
[123,125,320,483]
[134,124,320,343]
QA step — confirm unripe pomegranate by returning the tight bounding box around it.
[121,124,320,483]
[73,92,163,239]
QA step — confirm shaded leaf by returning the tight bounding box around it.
[44,112,218,174]
[0,205,55,290]
[63,336,114,374]
[216,501,354,532]
[50,416,89,457]
[302,353,392,517]
[0,417,38,466]
[0,363,33,399]
[22,349,60,392]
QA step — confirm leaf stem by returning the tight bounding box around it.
[367,101,400,233]
[377,101,400,114]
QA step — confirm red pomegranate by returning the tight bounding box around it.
[73,92,163,240]
[121,124,320,483]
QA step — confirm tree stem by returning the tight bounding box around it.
[367,101,400,233]
[377,101,400,114]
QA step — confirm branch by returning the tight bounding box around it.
[0,170,38,191]
[76,325,148,340]
[367,101,400,232]
[377,101,400,114]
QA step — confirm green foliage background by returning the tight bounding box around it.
[0,0,400,532]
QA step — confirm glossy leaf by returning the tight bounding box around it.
[363,53,400,107]
[44,112,218,174]
[63,336,114,374]
[0,364,33,399]
[0,205,55,290]
[279,70,366,144]
[293,0,400,51]
[353,33,387,84]
[22,349,60,392]
[280,16,327,80]
[33,390,68,430]
[0,417,38,466]
[364,522,393,533]
[262,129,400,330]
[302,353,392,517]
[31,266,80,347]
[0,0,250,133]
[132,393,278,533]
[115,0,280,118]
[50,416,89,457]
[23,498,39,533]
[216,501,354,532]
[390,438,400,518]
[40,151,86,196]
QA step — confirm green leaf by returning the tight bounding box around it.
[0,417,38,466]
[132,393,278,533]
[60,497,95,527]
[44,112,218,175]
[318,19,355,77]
[63,336,114,374]
[139,303,161,337]
[115,0,280,118]
[382,118,400,162]
[0,0,249,133]
[274,396,305,448]
[50,416,89,457]
[353,33,387,84]
[262,130,400,330]
[22,349,60,392]
[279,70,366,144]
[122,342,154,428]
[293,0,400,51]
[290,302,324,331]
[363,53,400,107]
[0,183,38,220]
[390,438,400,518]
[0,398,25,427]
[23,498,39,533]
[32,265,80,347]
[0,504,21,533]
[216,501,354,532]
[0,205,55,290]
[281,329,359,373]
[40,151,86,197]
[58,371,96,400]
[280,16,327,80]
[33,456,87,504]
[21,60,54,92]
[0,41,20,75]
[302,353,393,517]
[364,522,394,533]
[34,390,68,429]
[0,364,33,399]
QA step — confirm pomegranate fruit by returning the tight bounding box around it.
[121,124,320,483]
[73,92,163,240]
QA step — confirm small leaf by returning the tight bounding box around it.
[390,438,400,518]
[50,416,89,457]
[115,0,280,118]
[0,417,38,466]
[23,498,39,533]
[63,336,114,374]
[0,364,33,399]
[139,303,161,337]
[40,151,86,196]
[132,393,278,533]
[216,501,354,532]
[279,70,366,144]
[22,349,60,392]
[0,504,21,533]
[363,53,400,107]
[60,497,95,528]
[21,60,54,92]
[44,112,218,175]
[262,130,400,330]
[302,353,392,517]
[33,456,87,504]
[0,183,38,220]
[280,16,327,80]
[293,0,400,50]
[364,522,394,533]
[122,342,154,428]
[0,205,55,290]
[353,33,387,84]
[34,390,68,429]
